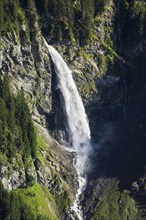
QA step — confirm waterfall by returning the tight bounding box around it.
[44,39,92,219]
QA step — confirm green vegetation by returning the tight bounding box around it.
[0,78,73,219]
[102,41,120,60]
[91,180,138,220]
[94,0,110,15]
[1,0,145,45]
[0,181,23,220]
[78,48,94,60]
[133,0,146,17]
[98,52,108,74]
[35,0,95,43]
[36,133,73,216]
[0,0,110,43]
[0,182,59,220]
[0,0,19,34]
[54,186,72,215]
[0,0,28,35]
[0,76,36,161]
[80,81,97,97]
[133,1,146,37]
[15,184,59,220]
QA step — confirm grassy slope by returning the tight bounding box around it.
[15,184,59,220]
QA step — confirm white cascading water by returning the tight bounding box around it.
[44,39,92,219]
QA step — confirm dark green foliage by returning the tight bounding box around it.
[0,0,20,34]
[0,0,111,43]
[19,0,30,9]
[0,181,35,220]
[36,0,75,41]
[39,0,95,43]
[94,0,109,15]
[0,76,36,160]
[80,0,94,42]
[35,0,49,12]
[0,76,37,218]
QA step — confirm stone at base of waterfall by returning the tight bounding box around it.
[65,209,82,220]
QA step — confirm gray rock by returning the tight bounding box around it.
[0,165,26,190]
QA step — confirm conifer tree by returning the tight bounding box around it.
[81,0,95,41]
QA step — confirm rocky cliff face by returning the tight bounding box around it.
[81,1,146,219]
[0,0,146,219]
[0,12,78,218]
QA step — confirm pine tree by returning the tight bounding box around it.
[28,120,36,158]
[2,75,11,106]
[0,76,36,159]
[66,0,74,40]
[81,0,95,41]
[23,131,31,160]
[9,193,21,220]
[0,182,11,220]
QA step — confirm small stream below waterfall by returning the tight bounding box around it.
[44,38,92,219]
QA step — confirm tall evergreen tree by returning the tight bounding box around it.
[81,0,95,41]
